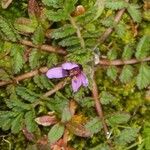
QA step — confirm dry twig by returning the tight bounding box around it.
[99,57,150,66]
[43,80,68,97]
[92,78,109,138]
[0,67,48,86]
[20,40,67,55]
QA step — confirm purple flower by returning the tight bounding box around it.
[46,62,88,92]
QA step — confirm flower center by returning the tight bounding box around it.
[68,65,82,77]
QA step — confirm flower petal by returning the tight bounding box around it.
[80,72,88,87]
[71,77,82,92]
[46,67,67,79]
[62,62,78,70]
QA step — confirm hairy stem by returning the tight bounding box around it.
[69,16,85,49]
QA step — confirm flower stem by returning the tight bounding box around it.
[69,16,85,49]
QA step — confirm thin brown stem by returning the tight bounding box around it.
[43,80,68,97]
[0,67,48,86]
[92,78,113,148]
[92,78,109,138]
[99,57,150,66]
[99,0,129,43]
[20,40,67,55]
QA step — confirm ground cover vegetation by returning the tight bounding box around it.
[0,0,150,149]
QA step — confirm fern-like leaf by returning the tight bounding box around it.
[136,64,150,89]
[51,24,76,39]
[107,66,118,81]
[122,44,134,60]
[25,110,38,132]
[119,65,133,83]
[16,86,39,103]
[32,25,45,45]
[115,128,139,145]
[58,36,80,47]
[127,4,142,23]
[0,16,20,42]
[42,0,63,8]
[107,112,130,126]
[101,91,116,105]
[135,35,150,59]
[29,49,41,69]
[11,113,23,134]
[46,9,68,22]
[11,44,25,74]
[105,0,128,10]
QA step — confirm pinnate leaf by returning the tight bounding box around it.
[136,64,150,89]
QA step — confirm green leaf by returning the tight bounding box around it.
[0,15,19,42]
[46,9,68,22]
[105,0,128,10]
[80,97,94,108]
[76,8,97,24]
[136,64,150,89]
[58,36,80,47]
[32,25,45,45]
[115,128,139,145]
[48,123,65,144]
[122,44,134,60]
[143,123,150,150]
[33,75,44,89]
[11,44,25,74]
[135,35,150,59]
[0,69,10,81]
[8,98,31,110]
[101,17,114,27]
[85,117,102,134]
[0,111,16,130]
[42,0,63,8]
[16,86,39,103]
[12,52,24,73]
[14,17,38,34]
[39,75,53,90]
[116,23,126,37]
[119,65,133,83]
[61,104,72,123]
[107,112,130,126]
[33,75,52,90]
[47,53,58,67]
[25,110,38,132]
[101,91,116,105]
[107,66,118,81]
[107,49,117,60]
[2,118,12,131]
[127,4,142,23]
[51,24,76,39]
[11,113,23,134]
[93,0,105,20]
[63,0,77,14]
[29,49,41,69]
